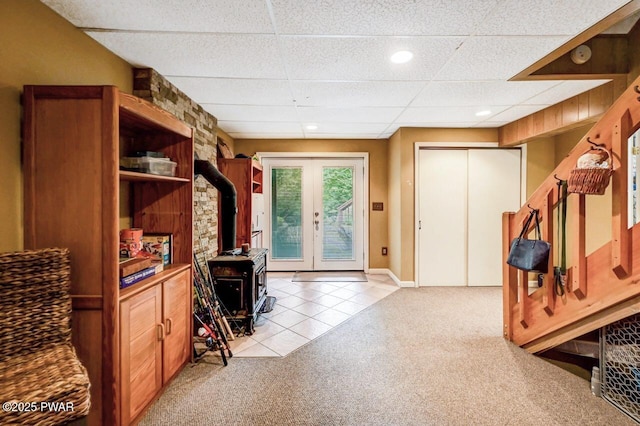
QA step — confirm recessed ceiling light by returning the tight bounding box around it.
[306,124,318,130]
[390,50,413,64]
[475,110,492,117]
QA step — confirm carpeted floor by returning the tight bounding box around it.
[292,270,368,282]
[140,286,633,425]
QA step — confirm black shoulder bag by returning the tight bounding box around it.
[506,208,551,273]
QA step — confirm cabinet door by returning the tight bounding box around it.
[162,270,191,382]
[120,285,163,425]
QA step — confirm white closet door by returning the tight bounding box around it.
[418,149,468,286]
[467,149,521,286]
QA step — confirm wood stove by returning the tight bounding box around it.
[208,248,267,335]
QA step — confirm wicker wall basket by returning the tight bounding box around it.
[567,146,613,195]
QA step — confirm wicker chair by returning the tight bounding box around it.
[0,248,91,425]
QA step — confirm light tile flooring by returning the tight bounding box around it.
[218,272,399,358]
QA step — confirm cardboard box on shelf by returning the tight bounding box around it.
[141,234,172,266]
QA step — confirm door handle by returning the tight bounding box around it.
[157,323,165,341]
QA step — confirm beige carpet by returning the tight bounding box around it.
[292,270,368,282]
[140,287,633,425]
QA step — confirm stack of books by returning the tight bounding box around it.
[119,258,161,289]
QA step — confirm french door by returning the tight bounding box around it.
[263,158,364,271]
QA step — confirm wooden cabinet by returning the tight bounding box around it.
[120,270,190,425]
[218,158,264,249]
[22,86,194,425]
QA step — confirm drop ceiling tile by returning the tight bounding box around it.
[165,77,293,106]
[303,133,384,139]
[411,80,561,107]
[486,105,549,123]
[475,0,631,36]
[393,122,478,129]
[85,32,286,78]
[296,107,403,123]
[42,0,273,33]
[396,105,509,123]
[522,80,611,105]
[218,120,302,134]
[227,132,306,139]
[270,0,499,35]
[433,36,569,81]
[280,36,464,81]
[290,81,426,107]
[304,122,390,134]
[201,105,298,122]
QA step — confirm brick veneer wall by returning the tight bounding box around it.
[133,68,219,260]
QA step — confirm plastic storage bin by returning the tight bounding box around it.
[120,156,177,177]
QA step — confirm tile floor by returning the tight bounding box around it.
[216,272,399,358]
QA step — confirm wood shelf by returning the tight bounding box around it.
[119,170,190,183]
[119,264,191,301]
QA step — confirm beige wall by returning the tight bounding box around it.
[387,128,500,282]
[233,138,389,269]
[0,0,132,252]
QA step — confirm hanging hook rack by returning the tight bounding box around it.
[635,85,640,102]
[587,137,605,149]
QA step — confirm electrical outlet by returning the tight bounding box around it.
[381,247,388,256]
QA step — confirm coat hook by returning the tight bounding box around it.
[636,86,640,102]
[587,137,605,149]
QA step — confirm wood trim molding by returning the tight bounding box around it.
[498,78,627,146]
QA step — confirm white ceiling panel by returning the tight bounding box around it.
[165,77,293,106]
[290,81,426,107]
[229,132,305,140]
[302,122,390,134]
[202,105,298,122]
[296,107,404,123]
[280,36,464,81]
[411,80,562,107]
[523,80,612,105]
[270,0,499,36]
[434,36,570,81]
[42,0,273,33]
[476,0,631,35]
[486,105,550,123]
[86,32,286,79]
[39,0,637,139]
[396,105,510,123]
[218,121,302,134]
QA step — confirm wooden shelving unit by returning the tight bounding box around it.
[218,158,264,249]
[22,85,194,426]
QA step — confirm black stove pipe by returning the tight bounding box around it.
[194,159,237,252]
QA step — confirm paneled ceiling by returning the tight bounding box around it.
[41,0,639,139]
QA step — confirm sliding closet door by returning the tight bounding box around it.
[418,149,468,286]
[467,149,521,286]
[417,147,521,287]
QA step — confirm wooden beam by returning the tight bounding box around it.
[511,0,640,81]
[612,110,632,277]
[523,293,640,353]
[530,36,628,80]
[503,212,518,340]
[570,194,587,299]
[542,189,555,315]
[499,79,626,146]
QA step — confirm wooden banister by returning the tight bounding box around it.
[503,75,640,352]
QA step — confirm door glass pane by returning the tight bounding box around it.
[271,167,302,260]
[322,166,354,260]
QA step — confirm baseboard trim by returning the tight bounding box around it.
[367,268,415,287]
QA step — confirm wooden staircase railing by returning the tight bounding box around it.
[503,75,640,353]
